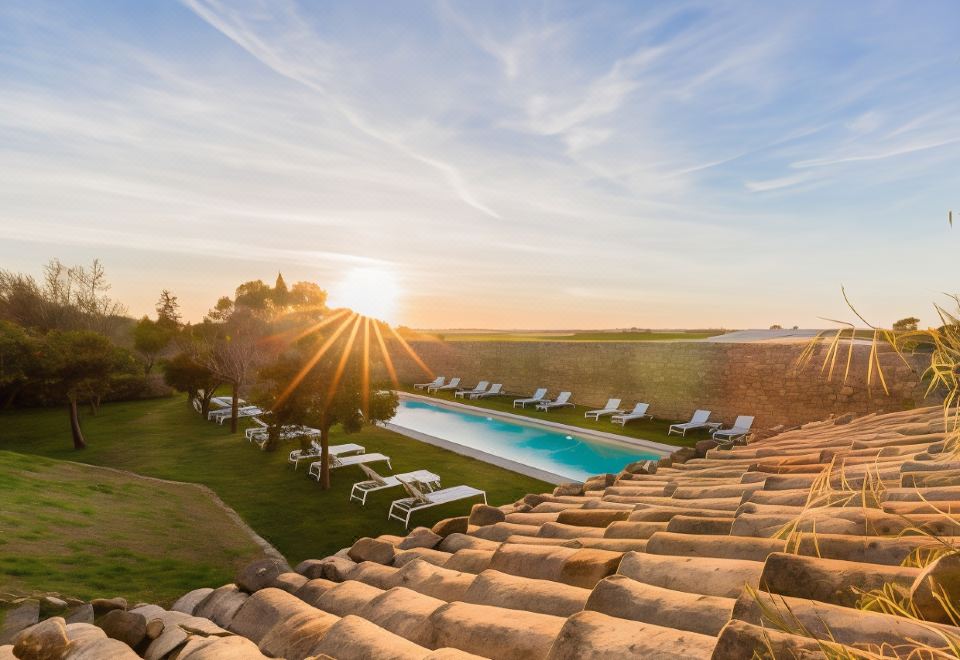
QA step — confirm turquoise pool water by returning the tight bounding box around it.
[390,399,660,481]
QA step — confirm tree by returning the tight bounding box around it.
[207,296,234,321]
[234,280,273,311]
[155,290,181,329]
[0,259,126,337]
[0,321,36,408]
[769,324,783,330]
[40,330,126,449]
[272,273,289,309]
[203,309,268,433]
[257,319,398,489]
[133,317,173,374]
[893,317,920,332]
[287,282,327,311]
[162,350,220,415]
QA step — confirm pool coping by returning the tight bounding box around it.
[380,421,572,485]
[393,391,678,466]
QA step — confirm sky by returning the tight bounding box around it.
[1,1,959,330]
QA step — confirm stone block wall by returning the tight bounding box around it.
[387,339,932,429]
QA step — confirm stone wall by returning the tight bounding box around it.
[388,340,932,429]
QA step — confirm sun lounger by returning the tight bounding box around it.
[214,406,263,424]
[208,405,261,423]
[414,376,444,390]
[250,425,320,449]
[668,409,714,436]
[470,383,503,399]
[388,478,486,527]
[513,388,547,408]
[290,442,364,469]
[309,452,392,479]
[455,381,489,398]
[350,465,442,505]
[611,403,652,426]
[584,398,623,420]
[712,416,755,445]
[536,391,573,412]
[429,377,460,393]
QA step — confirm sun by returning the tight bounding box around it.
[330,267,401,323]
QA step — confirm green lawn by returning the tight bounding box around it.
[0,450,266,604]
[436,330,727,342]
[402,387,707,449]
[0,397,551,573]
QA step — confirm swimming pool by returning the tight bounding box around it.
[388,399,662,482]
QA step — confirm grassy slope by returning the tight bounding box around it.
[0,397,551,568]
[438,330,725,342]
[403,387,707,448]
[0,450,266,604]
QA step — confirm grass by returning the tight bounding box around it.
[434,330,726,342]
[0,397,551,574]
[402,386,708,448]
[0,449,265,604]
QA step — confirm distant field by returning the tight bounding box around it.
[435,330,727,342]
[0,450,266,604]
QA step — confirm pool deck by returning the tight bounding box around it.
[384,392,678,484]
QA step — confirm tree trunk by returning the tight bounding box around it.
[200,387,215,417]
[230,382,239,434]
[319,423,331,490]
[264,423,279,452]
[2,385,22,409]
[68,396,86,450]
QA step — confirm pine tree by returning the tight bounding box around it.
[273,272,289,307]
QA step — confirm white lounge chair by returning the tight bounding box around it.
[429,377,461,393]
[250,425,319,449]
[388,478,486,528]
[668,410,714,436]
[536,391,573,412]
[214,406,263,424]
[455,381,489,399]
[471,383,503,399]
[309,452,392,479]
[349,465,442,505]
[611,403,652,426]
[513,388,547,408]
[208,405,261,423]
[414,376,444,390]
[290,442,364,469]
[584,398,623,420]
[712,416,755,445]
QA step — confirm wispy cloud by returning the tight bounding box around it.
[1,0,959,328]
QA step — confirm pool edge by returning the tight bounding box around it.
[380,421,571,485]
[396,391,677,457]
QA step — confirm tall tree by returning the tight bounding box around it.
[0,321,36,408]
[204,309,267,433]
[40,330,126,449]
[133,316,173,374]
[273,273,289,309]
[258,317,398,488]
[234,280,273,311]
[155,289,181,329]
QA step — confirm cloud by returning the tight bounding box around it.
[180,0,501,219]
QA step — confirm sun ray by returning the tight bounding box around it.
[261,308,350,346]
[361,316,371,418]
[386,324,433,377]
[325,314,363,407]
[274,312,356,408]
[372,320,399,387]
